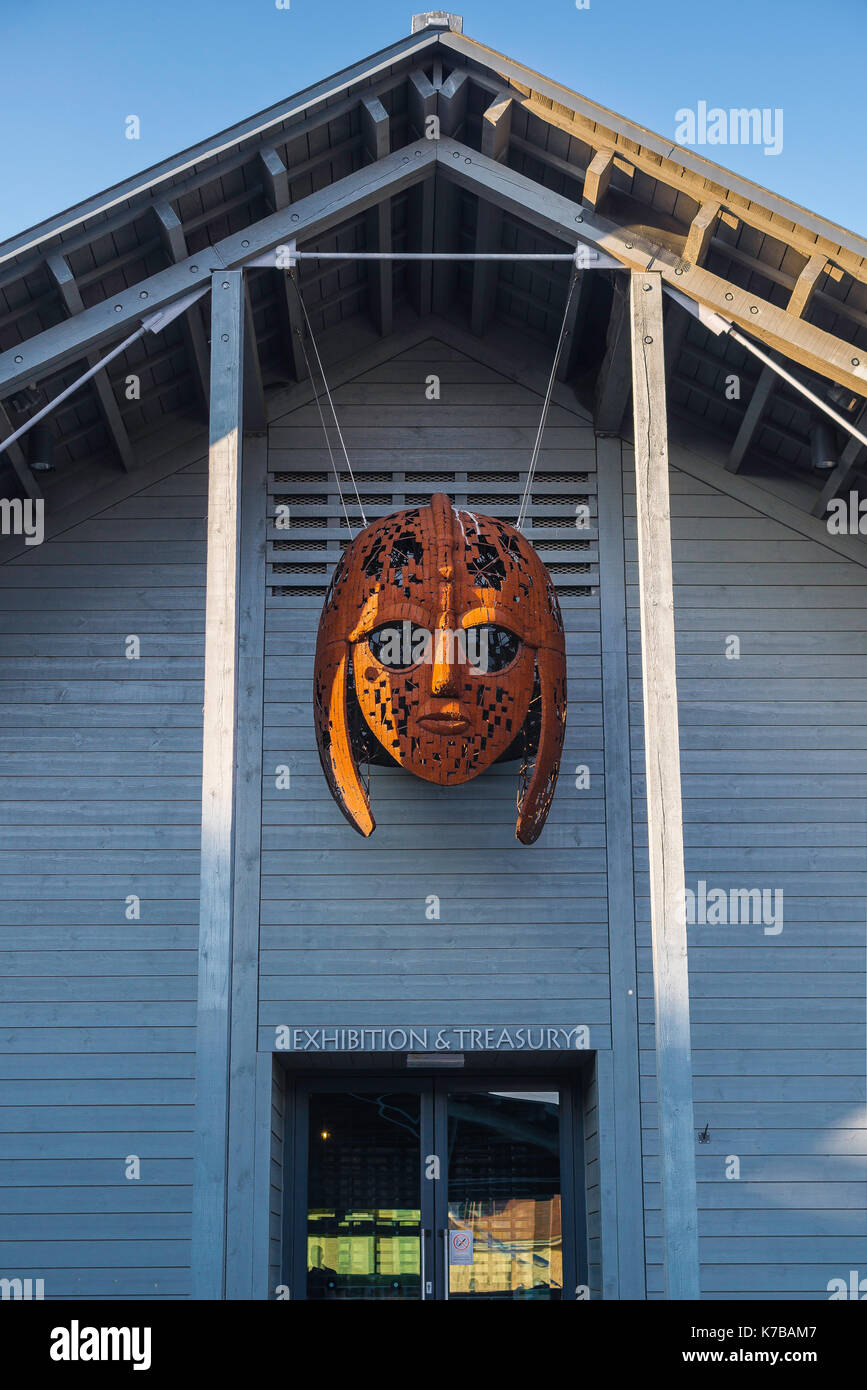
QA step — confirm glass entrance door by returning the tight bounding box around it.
[439,1089,566,1300]
[292,1077,582,1300]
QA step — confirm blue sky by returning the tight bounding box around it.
[1,0,864,242]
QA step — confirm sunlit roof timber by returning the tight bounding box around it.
[1,12,865,511]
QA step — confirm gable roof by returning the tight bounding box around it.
[1,16,865,517]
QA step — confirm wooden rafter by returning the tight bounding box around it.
[728,253,829,475]
[594,275,631,432]
[0,141,437,398]
[726,362,777,472]
[361,96,393,336]
[582,149,614,212]
[46,253,136,471]
[440,30,867,288]
[0,400,41,499]
[153,202,211,409]
[257,149,307,382]
[665,202,720,388]
[408,69,437,139]
[788,251,828,319]
[243,285,267,433]
[812,403,867,516]
[471,93,512,336]
[436,138,867,400]
[438,68,468,138]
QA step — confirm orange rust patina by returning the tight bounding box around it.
[313,493,567,843]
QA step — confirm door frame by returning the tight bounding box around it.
[283,1070,587,1301]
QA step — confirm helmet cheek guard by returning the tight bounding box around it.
[313,494,567,843]
[516,644,567,845]
[314,636,375,837]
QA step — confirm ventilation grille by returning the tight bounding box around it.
[268,461,598,598]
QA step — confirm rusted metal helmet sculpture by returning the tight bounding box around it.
[313,493,566,843]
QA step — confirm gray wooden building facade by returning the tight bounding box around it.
[1,14,865,1301]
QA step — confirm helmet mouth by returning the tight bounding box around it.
[417,712,471,734]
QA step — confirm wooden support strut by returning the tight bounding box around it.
[582,149,615,212]
[191,268,246,1299]
[153,202,211,411]
[471,94,512,336]
[594,275,631,433]
[0,399,41,500]
[629,270,700,1301]
[257,149,307,383]
[361,96,394,337]
[46,253,136,472]
[726,362,777,473]
[812,402,867,517]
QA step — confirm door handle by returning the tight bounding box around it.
[441,1228,450,1301]
[421,1228,433,1300]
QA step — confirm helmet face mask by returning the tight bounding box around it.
[314,493,567,843]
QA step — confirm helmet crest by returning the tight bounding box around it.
[313,494,567,843]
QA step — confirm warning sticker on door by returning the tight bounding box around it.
[449,1229,474,1265]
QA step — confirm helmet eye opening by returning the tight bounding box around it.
[364,622,429,671]
[465,624,522,675]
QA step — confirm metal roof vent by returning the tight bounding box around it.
[411,11,463,32]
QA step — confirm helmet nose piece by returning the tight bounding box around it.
[431,631,460,697]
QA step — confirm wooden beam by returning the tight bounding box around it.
[224,427,268,1297]
[243,286,267,433]
[582,149,614,212]
[481,92,513,163]
[361,95,390,161]
[726,362,777,472]
[192,268,246,1300]
[435,139,867,400]
[629,269,699,1301]
[471,94,512,336]
[0,140,437,398]
[153,202,211,410]
[0,400,41,499]
[664,203,720,390]
[359,97,393,336]
[46,253,136,472]
[554,270,585,383]
[596,433,647,1297]
[470,199,501,336]
[409,176,436,317]
[258,147,289,213]
[431,48,468,317]
[438,69,468,138]
[682,201,719,267]
[812,403,867,516]
[408,69,437,139]
[465,59,867,286]
[594,276,631,433]
[787,251,828,320]
[256,151,307,382]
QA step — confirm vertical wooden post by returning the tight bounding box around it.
[192,269,245,1299]
[629,270,700,1300]
[596,434,646,1297]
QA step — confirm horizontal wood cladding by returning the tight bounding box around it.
[624,452,867,1300]
[259,338,608,1041]
[0,457,206,1299]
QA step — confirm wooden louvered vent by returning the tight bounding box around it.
[267,465,599,598]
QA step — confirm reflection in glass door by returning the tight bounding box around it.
[293,1078,582,1300]
[443,1090,564,1300]
[304,1089,427,1300]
